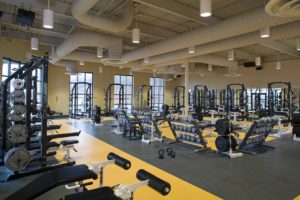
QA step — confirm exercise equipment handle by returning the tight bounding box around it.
[136,169,171,195]
[107,152,131,170]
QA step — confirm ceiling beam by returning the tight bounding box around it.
[260,40,300,58]
[234,49,257,61]
[133,0,218,25]
[128,22,177,40]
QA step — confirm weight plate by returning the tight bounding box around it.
[11,90,25,103]
[9,105,26,121]
[7,124,28,144]
[12,79,25,90]
[4,147,31,171]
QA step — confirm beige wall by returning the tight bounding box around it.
[176,59,300,90]
[0,37,175,114]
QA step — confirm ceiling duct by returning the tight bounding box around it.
[265,0,300,17]
[51,31,125,65]
[71,0,134,32]
[123,7,297,62]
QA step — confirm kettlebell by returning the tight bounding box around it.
[158,149,164,159]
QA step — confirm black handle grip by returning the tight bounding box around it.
[107,152,131,170]
[136,169,171,196]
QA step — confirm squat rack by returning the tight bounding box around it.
[69,82,92,118]
[135,85,153,111]
[226,83,248,114]
[105,83,125,115]
[174,86,185,111]
[193,85,209,113]
[268,82,292,120]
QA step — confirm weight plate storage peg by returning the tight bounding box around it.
[12,79,25,90]
[4,147,31,171]
[11,90,25,103]
[9,105,26,121]
[7,124,28,144]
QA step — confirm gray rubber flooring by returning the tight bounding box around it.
[1,119,300,200]
[70,120,300,200]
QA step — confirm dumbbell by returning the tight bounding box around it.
[181,134,186,140]
[186,135,190,141]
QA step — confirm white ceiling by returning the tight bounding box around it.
[0,0,299,66]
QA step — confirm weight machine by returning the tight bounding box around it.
[105,83,125,116]
[135,85,153,111]
[0,56,77,181]
[174,86,185,112]
[268,82,293,120]
[69,82,92,119]
[193,85,209,113]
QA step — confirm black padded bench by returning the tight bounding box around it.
[65,187,121,200]
[5,165,98,200]
[61,139,79,146]
[31,124,62,132]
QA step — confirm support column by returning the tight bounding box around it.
[184,62,189,115]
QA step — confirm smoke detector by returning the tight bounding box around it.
[101,58,128,65]
[265,0,300,17]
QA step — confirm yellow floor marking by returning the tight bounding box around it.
[294,195,300,200]
[53,119,222,200]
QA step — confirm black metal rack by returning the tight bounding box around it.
[105,83,125,116]
[69,82,92,118]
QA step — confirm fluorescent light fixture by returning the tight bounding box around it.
[228,50,234,61]
[297,38,300,51]
[97,47,103,58]
[201,74,204,76]
[255,56,261,66]
[31,37,39,50]
[43,9,53,29]
[208,64,213,71]
[200,0,212,17]
[260,27,270,38]
[144,57,149,64]
[99,66,103,73]
[79,60,84,66]
[132,28,140,43]
[188,46,195,54]
[119,66,124,69]
[276,61,281,70]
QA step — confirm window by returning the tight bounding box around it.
[2,58,42,108]
[150,77,165,111]
[69,73,93,114]
[114,75,133,112]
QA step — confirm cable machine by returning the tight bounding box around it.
[226,84,248,114]
[105,83,125,116]
[135,85,153,111]
[268,82,293,120]
[174,86,185,112]
[193,85,209,113]
[69,82,92,119]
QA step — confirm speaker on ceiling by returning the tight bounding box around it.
[243,62,256,68]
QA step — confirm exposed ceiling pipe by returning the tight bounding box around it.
[122,7,297,62]
[71,0,134,32]
[142,21,300,66]
[50,31,123,64]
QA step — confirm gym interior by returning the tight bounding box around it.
[0,0,300,199]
